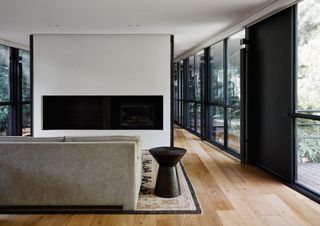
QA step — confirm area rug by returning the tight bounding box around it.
[0,152,201,214]
[134,152,202,214]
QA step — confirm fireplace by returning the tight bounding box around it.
[120,104,155,128]
[43,96,163,130]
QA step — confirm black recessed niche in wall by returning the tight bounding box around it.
[43,96,163,130]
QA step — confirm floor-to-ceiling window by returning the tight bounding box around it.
[0,45,11,135]
[194,51,204,134]
[208,41,225,146]
[174,61,185,127]
[185,51,204,135]
[0,44,31,136]
[296,0,320,195]
[178,60,184,126]
[206,30,244,155]
[186,55,195,131]
[174,63,179,123]
[226,30,245,153]
[174,31,244,157]
[20,49,31,136]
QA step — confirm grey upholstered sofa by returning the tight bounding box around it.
[0,135,142,210]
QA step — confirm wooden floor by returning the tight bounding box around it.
[1,128,320,226]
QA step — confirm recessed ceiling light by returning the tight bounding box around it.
[128,24,141,27]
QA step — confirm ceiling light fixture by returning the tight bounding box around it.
[128,24,141,27]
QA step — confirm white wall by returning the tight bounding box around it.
[33,34,171,149]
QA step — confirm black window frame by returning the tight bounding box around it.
[0,44,31,136]
[174,30,245,159]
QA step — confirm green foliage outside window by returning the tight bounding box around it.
[297,0,320,163]
[0,46,31,135]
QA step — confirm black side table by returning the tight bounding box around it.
[149,146,187,198]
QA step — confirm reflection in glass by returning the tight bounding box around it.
[297,0,320,113]
[187,103,195,130]
[187,56,195,100]
[196,104,201,134]
[227,108,240,152]
[174,100,179,122]
[208,106,224,145]
[0,45,10,102]
[19,50,30,102]
[194,51,204,101]
[0,106,10,136]
[179,101,183,126]
[22,104,31,136]
[174,67,179,100]
[209,42,224,104]
[179,61,184,100]
[296,118,320,194]
[227,30,245,106]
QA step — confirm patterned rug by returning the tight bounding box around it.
[134,153,201,214]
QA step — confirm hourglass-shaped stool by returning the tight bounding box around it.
[149,146,187,198]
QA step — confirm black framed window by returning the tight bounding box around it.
[174,63,179,123]
[184,51,204,136]
[295,0,320,195]
[208,41,225,145]
[226,30,245,153]
[173,31,244,158]
[0,45,11,135]
[174,31,244,156]
[0,44,31,136]
[173,61,185,127]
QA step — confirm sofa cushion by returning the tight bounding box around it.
[0,136,64,142]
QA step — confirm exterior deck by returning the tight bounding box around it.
[297,163,320,194]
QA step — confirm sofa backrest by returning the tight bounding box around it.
[64,135,140,143]
[65,135,142,152]
[0,136,140,144]
[0,136,64,142]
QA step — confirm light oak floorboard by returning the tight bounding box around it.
[0,128,319,226]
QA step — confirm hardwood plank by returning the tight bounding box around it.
[134,215,156,226]
[1,128,320,226]
[156,215,180,226]
[67,215,95,226]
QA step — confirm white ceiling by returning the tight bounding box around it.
[0,0,274,57]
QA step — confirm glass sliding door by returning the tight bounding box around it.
[226,30,245,153]
[296,0,320,194]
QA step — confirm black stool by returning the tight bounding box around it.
[149,146,187,198]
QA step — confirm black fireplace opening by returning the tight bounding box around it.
[120,104,155,128]
[43,96,163,130]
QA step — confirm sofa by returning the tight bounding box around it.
[0,135,142,210]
